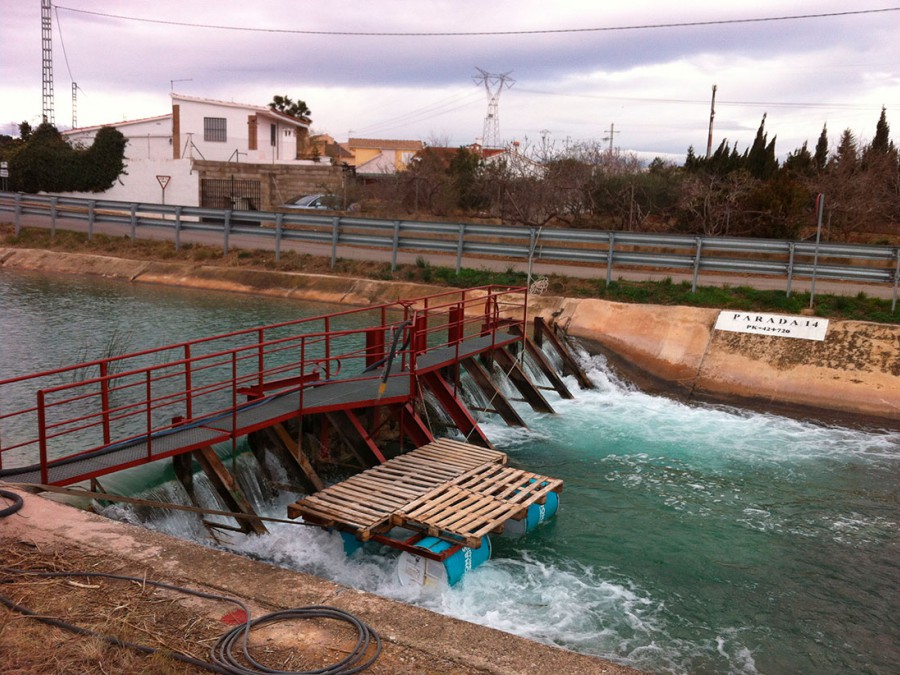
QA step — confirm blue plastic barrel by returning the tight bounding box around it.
[398,536,492,587]
[503,491,560,537]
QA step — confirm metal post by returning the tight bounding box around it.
[691,237,703,293]
[330,217,340,269]
[390,220,400,271]
[605,232,615,286]
[50,196,57,239]
[786,242,795,297]
[223,210,232,254]
[184,344,193,420]
[87,200,96,240]
[13,193,22,235]
[455,223,465,274]
[37,390,48,484]
[527,227,537,287]
[892,248,899,313]
[809,193,825,309]
[99,361,111,445]
[129,203,137,242]
[174,205,183,251]
[274,212,283,262]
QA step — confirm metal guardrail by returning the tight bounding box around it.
[1,191,898,308]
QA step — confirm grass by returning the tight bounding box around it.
[2,224,896,324]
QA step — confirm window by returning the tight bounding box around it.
[203,117,227,142]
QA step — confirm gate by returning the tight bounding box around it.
[200,178,261,211]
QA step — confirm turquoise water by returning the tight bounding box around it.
[1,269,897,674]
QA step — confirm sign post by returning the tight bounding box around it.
[156,175,171,205]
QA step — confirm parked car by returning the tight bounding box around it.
[282,194,334,210]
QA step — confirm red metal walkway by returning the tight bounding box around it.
[0,286,527,486]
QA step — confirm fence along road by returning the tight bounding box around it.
[2,192,898,307]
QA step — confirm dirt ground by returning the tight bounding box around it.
[0,537,494,675]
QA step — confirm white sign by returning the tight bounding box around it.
[156,175,171,189]
[0,161,8,178]
[714,311,829,341]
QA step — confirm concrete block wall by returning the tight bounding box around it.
[193,160,344,210]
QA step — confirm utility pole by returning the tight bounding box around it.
[41,0,54,124]
[602,123,619,154]
[71,82,78,128]
[706,84,717,159]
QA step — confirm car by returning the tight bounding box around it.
[282,194,334,210]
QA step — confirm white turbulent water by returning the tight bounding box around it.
[100,348,899,675]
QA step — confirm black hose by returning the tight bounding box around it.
[0,488,23,517]
[0,567,380,674]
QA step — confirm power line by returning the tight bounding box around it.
[516,87,896,111]
[53,6,900,37]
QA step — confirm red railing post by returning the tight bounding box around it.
[324,317,331,379]
[145,370,153,459]
[37,390,49,484]
[184,344,193,420]
[99,361,111,445]
[257,328,265,389]
[231,351,238,437]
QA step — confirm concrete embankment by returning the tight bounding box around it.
[2,247,898,426]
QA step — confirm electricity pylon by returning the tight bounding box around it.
[473,68,514,149]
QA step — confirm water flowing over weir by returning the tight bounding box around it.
[1,270,898,674]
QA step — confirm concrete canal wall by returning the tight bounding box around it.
[2,247,898,427]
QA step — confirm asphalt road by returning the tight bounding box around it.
[6,211,897,301]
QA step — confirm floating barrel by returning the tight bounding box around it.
[503,491,560,537]
[338,530,363,556]
[397,536,492,588]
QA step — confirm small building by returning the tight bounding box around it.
[347,138,424,174]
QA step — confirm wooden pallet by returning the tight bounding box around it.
[394,464,563,548]
[286,439,507,538]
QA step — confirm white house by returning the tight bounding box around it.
[58,94,335,207]
[171,93,310,163]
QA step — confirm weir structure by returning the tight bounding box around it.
[0,286,593,580]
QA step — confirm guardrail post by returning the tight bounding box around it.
[14,192,22,235]
[892,248,899,313]
[174,205,183,251]
[605,232,615,286]
[87,200,96,240]
[391,220,400,271]
[50,196,58,240]
[691,237,703,293]
[330,217,340,269]
[786,242,796,297]
[274,212,284,262]
[129,203,137,241]
[223,209,232,254]
[456,223,465,274]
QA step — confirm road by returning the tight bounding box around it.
[5,211,897,301]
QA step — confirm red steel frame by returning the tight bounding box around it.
[0,286,527,486]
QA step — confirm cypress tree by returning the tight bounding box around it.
[814,124,828,172]
[872,106,890,153]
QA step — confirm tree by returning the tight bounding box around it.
[814,124,828,172]
[18,121,33,141]
[784,141,813,177]
[744,114,778,179]
[9,123,127,193]
[871,106,891,154]
[270,95,311,119]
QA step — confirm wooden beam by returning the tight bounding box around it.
[460,357,527,427]
[273,423,326,492]
[193,446,268,536]
[490,348,555,414]
[509,325,574,399]
[534,317,595,390]
[420,371,493,449]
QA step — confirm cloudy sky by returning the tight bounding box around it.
[2,1,898,162]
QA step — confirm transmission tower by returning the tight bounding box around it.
[72,82,78,128]
[473,68,514,148]
[41,0,55,124]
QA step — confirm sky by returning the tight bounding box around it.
[1,1,898,163]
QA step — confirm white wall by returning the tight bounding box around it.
[65,117,173,161]
[53,158,199,206]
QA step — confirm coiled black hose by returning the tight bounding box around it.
[0,564,381,674]
[0,488,23,517]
